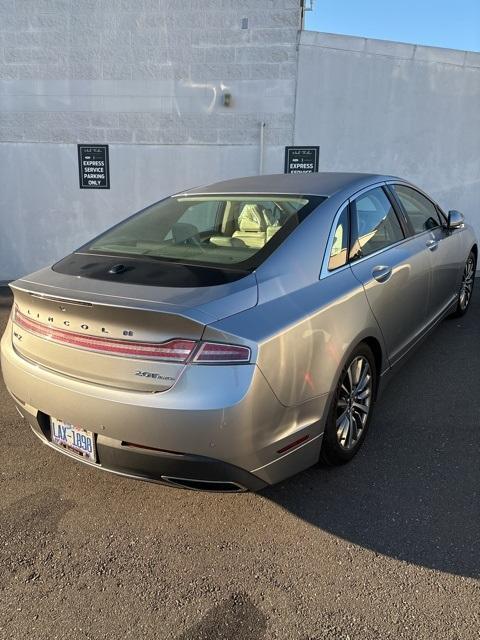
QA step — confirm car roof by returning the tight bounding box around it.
[177,172,401,198]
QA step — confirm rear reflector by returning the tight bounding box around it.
[122,442,183,455]
[193,341,251,363]
[277,434,310,454]
[13,307,196,362]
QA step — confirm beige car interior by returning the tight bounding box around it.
[328,221,348,270]
[210,203,281,249]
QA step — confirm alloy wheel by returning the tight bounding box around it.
[336,356,373,450]
[459,256,475,311]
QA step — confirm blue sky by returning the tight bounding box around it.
[305,0,480,52]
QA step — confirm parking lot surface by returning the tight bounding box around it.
[0,286,478,640]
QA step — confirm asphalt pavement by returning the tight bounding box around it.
[0,286,478,640]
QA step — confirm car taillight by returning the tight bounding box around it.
[13,307,251,364]
[192,341,251,363]
[13,307,196,362]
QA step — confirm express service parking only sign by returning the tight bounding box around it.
[284,146,319,174]
[78,145,110,189]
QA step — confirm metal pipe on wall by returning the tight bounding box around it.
[259,121,266,175]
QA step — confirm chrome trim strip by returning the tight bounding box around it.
[11,283,193,315]
[28,293,93,307]
[173,190,325,197]
[160,476,247,492]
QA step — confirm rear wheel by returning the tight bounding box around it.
[452,251,476,317]
[320,344,377,465]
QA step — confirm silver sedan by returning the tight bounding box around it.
[1,173,476,491]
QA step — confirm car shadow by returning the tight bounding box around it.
[262,294,480,580]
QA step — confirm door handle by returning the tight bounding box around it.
[372,265,392,283]
[426,239,438,251]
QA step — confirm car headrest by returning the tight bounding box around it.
[238,204,266,232]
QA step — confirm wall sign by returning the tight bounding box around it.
[284,146,319,174]
[78,145,110,189]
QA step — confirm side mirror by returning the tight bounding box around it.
[447,210,464,230]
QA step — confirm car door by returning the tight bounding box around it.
[348,185,431,366]
[389,184,463,322]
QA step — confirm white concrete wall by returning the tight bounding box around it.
[0,0,301,281]
[295,31,480,235]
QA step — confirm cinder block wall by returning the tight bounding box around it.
[295,31,480,242]
[0,0,300,146]
[0,0,301,280]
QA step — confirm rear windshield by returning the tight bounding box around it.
[82,194,324,270]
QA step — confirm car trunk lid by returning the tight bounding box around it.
[10,265,257,392]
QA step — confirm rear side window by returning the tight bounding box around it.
[350,187,404,260]
[328,205,349,270]
[392,185,441,234]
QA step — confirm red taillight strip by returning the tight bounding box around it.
[193,342,251,363]
[13,307,196,362]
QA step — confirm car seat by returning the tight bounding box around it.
[209,204,279,249]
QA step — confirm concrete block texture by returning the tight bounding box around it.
[0,0,300,146]
[295,31,480,244]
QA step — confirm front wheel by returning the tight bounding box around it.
[452,251,476,317]
[320,344,377,466]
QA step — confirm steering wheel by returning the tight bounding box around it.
[184,235,207,252]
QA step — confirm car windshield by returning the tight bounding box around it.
[83,194,324,269]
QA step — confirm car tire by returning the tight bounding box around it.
[320,343,377,466]
[450,250,476,318]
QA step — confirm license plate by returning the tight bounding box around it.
[50,417,97,462]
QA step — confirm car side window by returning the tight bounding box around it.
[392,185,441,234]
[328,205,349,270]
[350,187,404,261]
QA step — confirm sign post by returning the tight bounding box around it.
[78,145,110,189]
[284,146,319,174]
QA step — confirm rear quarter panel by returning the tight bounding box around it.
[254,267,384,406]
[205,194,386,407]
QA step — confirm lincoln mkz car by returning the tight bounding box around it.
[1,173,476,491]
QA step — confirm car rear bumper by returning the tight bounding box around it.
[1,320,327,489]
[21,410,265,492]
